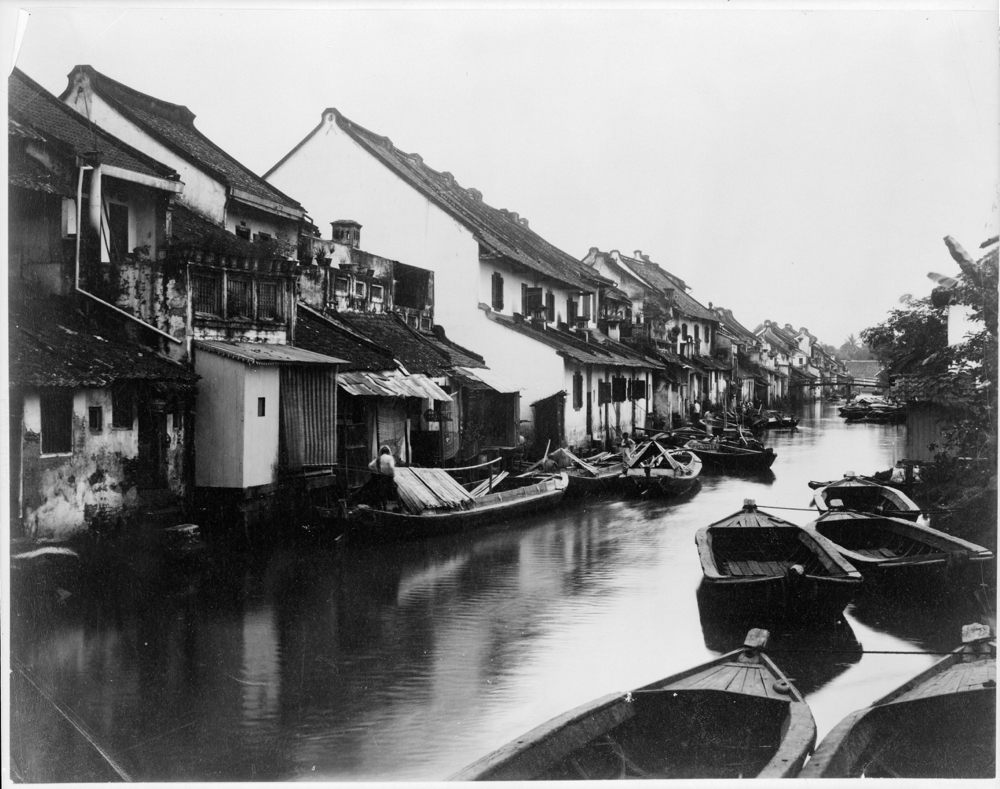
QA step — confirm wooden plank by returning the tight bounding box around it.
[670,665,736,691]
[743,666,768,698]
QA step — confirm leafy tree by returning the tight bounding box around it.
[860,295,948,372]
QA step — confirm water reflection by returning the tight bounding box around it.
[10,403,991,781]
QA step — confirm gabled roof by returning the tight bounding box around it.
[755,321,799,354]
[271,108,602,292]
[9,67,177,181]
[844,360,885,380]
[615,253,717,322]
[713,307,757,345]
[10,288,198,390]
[63,65,302,216]
[420,328,486,369]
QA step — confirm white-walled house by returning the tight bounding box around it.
[265,108,658,451]
[56,66,347,527]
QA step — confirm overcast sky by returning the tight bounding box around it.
[5,1,998,348]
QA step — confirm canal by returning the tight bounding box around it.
[10,402,992,781]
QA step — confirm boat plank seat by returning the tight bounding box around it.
[664,663,786,699]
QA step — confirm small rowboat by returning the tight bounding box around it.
[806,507,993,596]
[809,472,921,520]
[623,440,702,497]
[449,628,816,781]
[801,623,996,779]
[543,448,626,497]
[685,436,777,473]
[346,470,568,542]
[696,500,862,623]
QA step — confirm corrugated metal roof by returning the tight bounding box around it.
[195,340,348,366]
[338,370,451,401]
[454,366,521,394]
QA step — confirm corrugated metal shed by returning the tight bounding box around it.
[338,370,451,401]
[194,340,348,366]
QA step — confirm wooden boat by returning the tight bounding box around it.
[449,628,816,781]
[346,469,568,542]
[761,410,799,430]
[800,623,996,779]
[701,412,767,437]
[623,440,702,496]
[545,448,626,497]
[809,472,921,520]
[684,436,777,473]
[806,507,993,596]
[695,500,862,623]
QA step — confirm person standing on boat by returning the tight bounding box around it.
[620,432,636,462]
[368,445,397,510]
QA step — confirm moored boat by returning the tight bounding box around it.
[695,500,862,623]
[449,628,816,781]
[810,472,922,520]
[685,436,777,473]
[623,440,702,497]
[346,469,568,542]
[545,448,627,497]
[805,507,993,596]
[761,410,799,430]
[800,623,996,779]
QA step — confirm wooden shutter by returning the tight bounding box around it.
[612,376,627,402]
[572,372,583,410]
[546,291,555,322]
[631,380,647,400]
[492,272,504,310]
[598,381,611,405]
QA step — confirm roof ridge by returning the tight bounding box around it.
[297,304,396,356]
[11,67,178,179]
[68,65,302,211]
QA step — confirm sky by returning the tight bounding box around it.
[4,0,998,349]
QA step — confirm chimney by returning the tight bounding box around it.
[331,219,362,249]
[530,315,546,331]
[634,250,643,259]
[588,246,599,255]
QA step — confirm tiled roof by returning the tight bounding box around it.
[891,372,979,406]
[713,307,757,344]
[8,150,75,197]
[788,366,818,382]
[68,66,302,214]
[844,360,884,380]
[295,308,396,373]
[332,312,453,376]
[9,289,198,390]
[616,254,717,322]
[756,323,798,354]
[9,68,176,180]
[484,311,657,369]
[310,109,602,292]
[194,340,347,366]
[420,329,486,369]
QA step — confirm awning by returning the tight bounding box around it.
[452,366,521,394]
[338,370,452,401]
[195,340,348,366]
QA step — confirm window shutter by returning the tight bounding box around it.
[492,272,504,310]
[597,381,611,405]
[546,291,555,323]
[611,376,627,402]
[631,380,647,400]
[525,287,543,313]
[572,372,584,410]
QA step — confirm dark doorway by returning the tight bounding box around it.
[530,392,565,456]
[136,395,168,489]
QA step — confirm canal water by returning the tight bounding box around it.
[10,402,992,781]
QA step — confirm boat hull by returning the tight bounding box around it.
[686,442,777,472]
[802,637,996,778]
[347,474,567,542]
[450,639,816,781]
[563,466,626,498]
[813,477,922,521]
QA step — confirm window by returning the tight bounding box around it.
[420,315,432,331]
[582,293,592,320]
[631,380,647,400]
[235,223,251,240]
[259,280,281,320]
[258,397,266,417]
[354,281,366,298]
[524,287,543,315]
[334,277,349,295]
[253,231,272,242]
[227,276,253,318]
[546,291,555,323]
[694,325,701,345]
[88,406,103,433]
[597,380,611,405]
[572,372,583,410]
[370,284,384,302]
[193,273,221,316]
[567,298,578,325]
[491,272,504,310]
[41,392,74,454]
[112,387,134,429]
[682,323,689,339]
[611,376,627,402]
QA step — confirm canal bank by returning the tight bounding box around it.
[9,402,996,781]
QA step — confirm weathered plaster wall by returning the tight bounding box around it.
[64,83,228,224]
[19,388,188,540]
[241,366,280,488]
